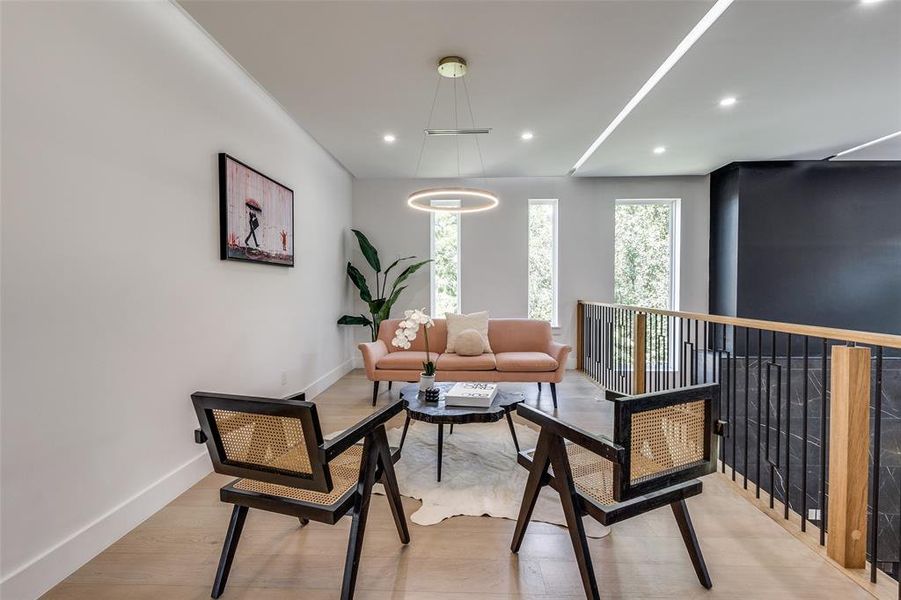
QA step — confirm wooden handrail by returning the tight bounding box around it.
[579,301,901,350]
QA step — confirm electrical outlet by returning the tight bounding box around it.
[281,371,288,385]
[808,509,821,521]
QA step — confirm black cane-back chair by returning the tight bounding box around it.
[192,391,409,600]
[511,383,720,599]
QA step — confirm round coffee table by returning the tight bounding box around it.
[398,383,524,482]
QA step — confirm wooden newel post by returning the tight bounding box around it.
[576,301,585,371]
[827,344,871,568]
[632,312,647,395]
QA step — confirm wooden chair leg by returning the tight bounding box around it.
[341,434,380,600]
[672,499,712,589]
[371,381,379,406]
[375,426,410,544]
[511,430,551,552]
[548,435,600,600]
[399,413,411,450]
[211,505,248,599]
[550,383,558,409]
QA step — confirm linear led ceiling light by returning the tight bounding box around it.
[570,0,735,174]
[830,130,901,159]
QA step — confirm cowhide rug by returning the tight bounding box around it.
[360,420,610,538]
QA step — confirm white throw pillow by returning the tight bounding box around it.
[455,329,484,356]
[445,311,492,353]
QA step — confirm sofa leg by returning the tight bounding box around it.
[371,381,379,406]
[388,381,393,391]
[550,383,557,410]
[537,382,542,394]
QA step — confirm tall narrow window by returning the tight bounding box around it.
[431,200,461,316]
[528,199,558,326]
[614,199,679,310]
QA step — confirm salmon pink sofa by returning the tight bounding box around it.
[358,318,570,408]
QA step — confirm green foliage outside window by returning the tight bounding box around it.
[432,211,459,316]
[528,202,555,323]
[614,203,672,310]
[615,202,675,366]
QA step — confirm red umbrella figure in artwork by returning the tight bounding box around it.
[244,199,262,248]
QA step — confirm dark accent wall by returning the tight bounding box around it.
[709,160,901,334]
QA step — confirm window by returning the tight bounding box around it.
[614,199,679,310]
[430,201,461,316]
[528,199,558,326]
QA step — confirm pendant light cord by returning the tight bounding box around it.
[461,75,486,178]
[454,76,460,177]
[414,73,442,178]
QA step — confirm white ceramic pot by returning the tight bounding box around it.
[419,374,436,391]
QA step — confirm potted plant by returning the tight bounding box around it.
[392,308,436,390]
[337,229,430,342]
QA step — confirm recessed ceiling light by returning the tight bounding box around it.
[653,146,666,155]
[570,0,735,174]
[719,96,737,107]
[860,0,884,5]
[521,131,534,141]
[383,134,396,143]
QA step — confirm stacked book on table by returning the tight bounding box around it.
[444,382,498,408]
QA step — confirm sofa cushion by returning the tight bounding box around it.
[488,319,552,353]
[445,311,492,353]
[495,351,558,372]
[455,329,484,356]
[376,351,439,370]
[436,353,496,371]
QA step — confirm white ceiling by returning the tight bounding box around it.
[179,0,901,178]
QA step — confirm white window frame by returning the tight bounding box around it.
[430,201,462,316]
[614,198,681,311]
[528,198,559,327]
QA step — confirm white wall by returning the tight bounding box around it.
[0,3,354,598]
[352,176,709,353]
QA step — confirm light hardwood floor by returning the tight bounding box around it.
[42,370,875,599]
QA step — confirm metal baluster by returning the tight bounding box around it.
[801,336,809,532]
[870,346,883,583]
[744,327,750,489]
[819,338,828,546]
[785,334,792,519]
[757,329,763,499]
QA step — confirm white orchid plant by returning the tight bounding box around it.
[392,308,436,376]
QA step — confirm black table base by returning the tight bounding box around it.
[398,383,524,482]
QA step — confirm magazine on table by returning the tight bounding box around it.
[444,382,498,408]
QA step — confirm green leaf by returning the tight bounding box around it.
[383,255,414,278]
[337,314,372,326]
[367,298,387,316]
[389,260,431,296]
[346,262,372,303]
[352,229,381,273]
[378,286,406,322]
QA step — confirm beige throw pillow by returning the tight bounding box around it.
[455,329,484,356]
[445,311,492,353]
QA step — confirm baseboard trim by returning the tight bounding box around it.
[294,357,355,400]
[1,357,355,600]
[0,451,210,600]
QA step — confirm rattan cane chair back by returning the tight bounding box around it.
[192,391,334,493]
[612,384,717,501]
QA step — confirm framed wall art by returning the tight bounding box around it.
[219,153,294,266]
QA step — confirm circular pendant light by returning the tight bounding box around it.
[407,188,499,213]
[408,56,498,214]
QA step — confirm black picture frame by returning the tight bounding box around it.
[218,153,294,267]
